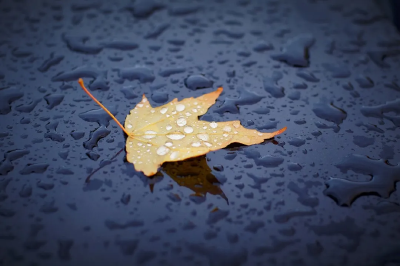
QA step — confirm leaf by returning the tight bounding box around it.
[78,78,287,176]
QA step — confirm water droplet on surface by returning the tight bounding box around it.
[79,105,118,127]
[313,99,347,124]
[210,122,217,128]
[271,34,315,67]
[197,133,209,141]
[223,126,232,132]
[19,184,32,198]
[184,74,213,90]
[170,151,179,160]
[166,192,183,205]
[152,91,169,103]
[117,65,155,83]
[160,107,168,114]
[325,154,400,206]
[156,145,170,156]
[355,75,374,88]
[176,104,185,112]
[263,71,285,98]
[143,130,157,139]
[121,193,130,205]
[176,117,187,127]
[288,137,306,147]
[165,141,173,147]
[159,66,186,77]
[184,126,193,133]
[353,135,375,147]
[204,142,212,147]
[191,142,201,147]
[166,125,172,130]
[166,132,186,140]
[207,208,229,224]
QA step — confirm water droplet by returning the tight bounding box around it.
[166,125,172,130]
[197,133,209,141]
[160,107,168,114]
[192,108,198,113]
[288,137,306,147]
[184,126,193,133]
[176,104,185,112]
[185,112,192,116]
[223,126,231,132]
[191,142,201,147]
[353,135,375,147]
[313,99,347,124]
[137,104,143,108]
[263,71,285,98]
[271,34,315,67]
[143,130,157,139]
[165,141,173,147]
[223,133,229,138]
[156,145,170,156]
[176,117,187,127]
[160,66,186,77]
[167,133,186,140]
[204,142,212,147]
[127,124,132,129]
[184,74,214,90]
[210,122,218,128]
[170,151,179,160]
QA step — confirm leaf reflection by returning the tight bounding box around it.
[161,155,228,203]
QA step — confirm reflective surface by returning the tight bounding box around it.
[0,0,400,265]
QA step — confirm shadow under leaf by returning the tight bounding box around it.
[161,155,228,204]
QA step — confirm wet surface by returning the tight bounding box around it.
[0,0,400,265]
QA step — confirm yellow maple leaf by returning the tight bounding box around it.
[78,78,287,176]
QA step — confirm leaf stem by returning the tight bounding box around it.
[78,78,131,136]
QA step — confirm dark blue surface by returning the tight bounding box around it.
[391,0,400,31]
[1,0,400,265]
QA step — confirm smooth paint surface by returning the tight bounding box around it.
[0,0,399,265]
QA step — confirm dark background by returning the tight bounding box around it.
[0,0,400,265]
